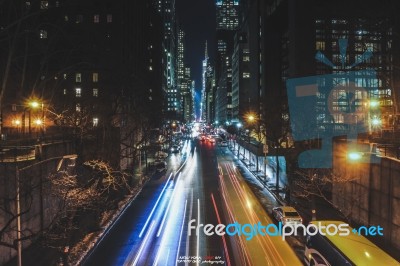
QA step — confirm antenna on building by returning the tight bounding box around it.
[205,40,208,59]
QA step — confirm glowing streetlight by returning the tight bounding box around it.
[245,112,257,124]
[348,151,362,161]
[371,118,381,126]
[34,119,42,126]
[369,100,379,108]
[30,101,40,109]
[248,114,255,122]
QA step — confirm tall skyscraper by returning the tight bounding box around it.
[216,0,240,30]
[182,67,193,123]
[177,27,192,122]
[214,0,240,124]
[201,42,209,121]
[152,0,178,118]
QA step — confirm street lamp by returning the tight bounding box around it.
[247,114,255,123]
[348,151,363,161]
[22,100,42,136]
[369,100,379,108]
[371,117,381,126]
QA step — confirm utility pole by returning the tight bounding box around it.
[15,166,22,266]
[14,154,77,266]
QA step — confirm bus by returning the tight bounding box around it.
[304,221,399,266]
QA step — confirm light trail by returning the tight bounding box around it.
[185,189,193,266]
[218,167,252,265]
[139,173,173,238]
[227,164,282,259]
[211,193,231,266]
[129,221,155,266]
[157,172,182,236]
[196,198,200,266]
[175,199,188,266]
[223,162,291,265]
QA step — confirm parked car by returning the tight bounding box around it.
[155,151,168,159]
[170,145,180,153]
[155,160,167,173]
[272,206,302,226]
[219,140,228,147]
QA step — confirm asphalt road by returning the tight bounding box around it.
[83,138,302,266]
[83,139,228,266]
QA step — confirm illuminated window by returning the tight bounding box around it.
[93,117,99,127]
[243,56,250,62]
[94,15,99,23]
[93,88,98,97]
[63,73,67,79]
[75,73,81,82]
[39,30,47,39]
[63,89,66,95]
[107,14,112,23]
[75,88,81,97]
[316,41,325,50]
[76,103,81,112]
[243,72,250,78]
[40,1,48,9]
[26,1,31,9]
[92,72,98,82]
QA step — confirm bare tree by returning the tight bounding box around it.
[0,185,37,250]
[83,160,132,194]
[293,168,359,220]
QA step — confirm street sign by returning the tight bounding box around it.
[263,144,268,154]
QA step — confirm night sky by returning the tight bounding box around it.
[176,0,216,87]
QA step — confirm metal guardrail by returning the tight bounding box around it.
[0,146,36,162]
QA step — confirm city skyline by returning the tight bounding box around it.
[0,0,400,265]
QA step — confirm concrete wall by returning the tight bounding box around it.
[332,139,400,250]
[0,141,74,265]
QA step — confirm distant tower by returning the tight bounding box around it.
[201,41,209,121]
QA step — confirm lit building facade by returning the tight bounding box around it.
[152,0,178,118]
[214,0,240,125]
[258,0,400,145]
[0,0,163,136]
[201,42,209,121]
[216,0,239,30]
[177,28,193,123]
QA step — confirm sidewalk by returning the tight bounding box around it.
[228,142,286,204]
